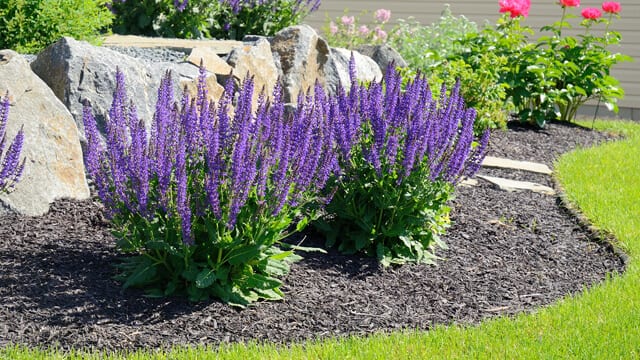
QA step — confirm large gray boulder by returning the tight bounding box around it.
[330,47,383,87]
[0,50,89,216]
[227,37,280,102]
[356,44,408,74]
[30,37,209,140]
[270,25,336,103]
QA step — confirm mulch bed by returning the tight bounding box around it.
[0,121,626,351]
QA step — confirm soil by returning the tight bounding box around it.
[0,121,626,352]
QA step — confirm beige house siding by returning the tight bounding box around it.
[304,1,640,120]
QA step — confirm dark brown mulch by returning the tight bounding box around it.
[0,121,626,351]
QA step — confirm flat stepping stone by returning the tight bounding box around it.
[482,156,553,175]
[103,35,243,54]
[476,175,556,195]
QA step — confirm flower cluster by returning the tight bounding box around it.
[581,7,602,20]
[602,1,621,14]
[0,93,25,193]
[84,65,340,305]
[498,0,531,18]
[560,0,580,8]
[325,8,391,48]
[317,58,489,266]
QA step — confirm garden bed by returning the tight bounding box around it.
[0,121,625,351]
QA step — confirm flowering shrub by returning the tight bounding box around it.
[458,0,629,126]
[83,66,338,306]
[316,60,490,266]
[323,8,391,48]
[536,0,631,123]
[0,0,113,53]
[109,0,320,39]
[0,93,25,193]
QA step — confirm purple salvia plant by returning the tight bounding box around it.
[0,94,25,193]
[175,130,192,244]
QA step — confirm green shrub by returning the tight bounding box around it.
[0,0,113,53]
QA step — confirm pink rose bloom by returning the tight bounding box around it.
[359,25,370,35]
[374,9,391,23]
[499,0,531,18]
[602,1,621,14]
[560,0,580,7]
[341,15,355,26]
[581,7,602,19]
[329,21,338,35]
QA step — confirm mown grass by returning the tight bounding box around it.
[2,120,639,359]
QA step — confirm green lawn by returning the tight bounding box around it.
[3,120,640,359]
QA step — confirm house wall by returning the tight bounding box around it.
[303,0,640,120]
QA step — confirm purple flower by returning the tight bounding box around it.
[171,130,191,245]
[174,0,188,11]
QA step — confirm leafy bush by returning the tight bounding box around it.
[462,0,630,127]
[109,0,320,40]
[315,61,490,267]
[0,93,25,193]
[83,67,338,307]
[537,1,630,123]
[388,6,508,133]
[0,0,113,53]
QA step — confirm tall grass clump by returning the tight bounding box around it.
[316,60,490,266]
[0,93,25,193]
[83,66,339,307]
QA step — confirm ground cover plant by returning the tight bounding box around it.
[0,0,113,53]
[0,93,25,193]
[109,0,320,40]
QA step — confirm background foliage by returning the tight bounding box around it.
[0,0,113,53]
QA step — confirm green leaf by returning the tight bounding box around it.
[195,268,217,288]
[227,244,264,266]
[122,258,157,289]
[244,273,282,291]
[295,216,309,232]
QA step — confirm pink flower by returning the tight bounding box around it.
[329,21,338,35]
[499,0,531,18]
[560,0,580,7]
[359,25,370,35]
[581,7,602,19]
[374,26,388,41]
[374,9,391,23]
[341,15,355,26]
[602,1,621,14]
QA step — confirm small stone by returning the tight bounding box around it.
[476,175,556,195]
[482,156,553,175]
